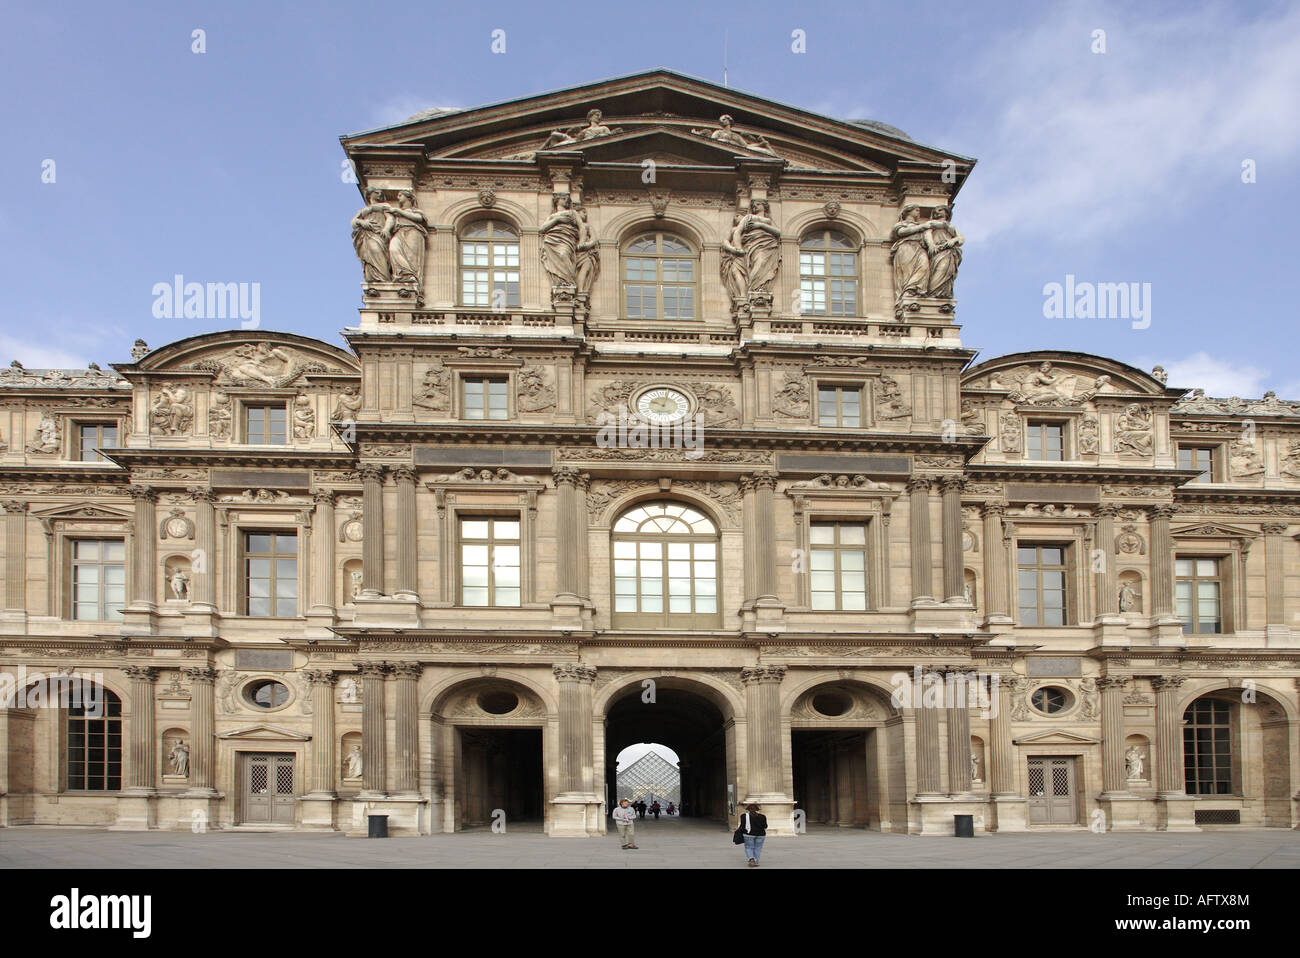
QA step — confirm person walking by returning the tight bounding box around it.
[612,799,638,850]
[738,803,768,867]
[636,800,646,819]
[650,801,661,819]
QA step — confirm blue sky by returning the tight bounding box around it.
[3,0,1297,396]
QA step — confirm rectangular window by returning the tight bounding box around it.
[75,423,118,462]
[1183,699,1232,795]
[1176,556,1222,633]
[1026,422,1065,461]
[459,517,521,607]
[244,531,297,617]
[809,522,868,610]
[1017,544,1069,625]
[245,404,287,445]
[71,539,126,621]
[817,385,862,428]
[66,695,122,791]
[1177,445,1216,483]
[460,242,520,307]
[462,377,509,420]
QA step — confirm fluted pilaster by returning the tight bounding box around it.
[741,665,786,795]
[553,664,597,794]
[989,672,1016,796]
[304,670,337,796]
[1263,522,1288,627]
[1149,505,1175,617]
[309,490,336,613]
[359,465,385,595]
[1097,504,1119,616]
[2,500,27,612]
[391,662,421,793]
[981,501,1009,619]
[1098,676,1128,793]
[939,477,965,602]
[1152,674,1186,797]
[124,666,158,791]
[127,486,158,607]
[180,667,217,792]
[358,662,388,795]
[908,477,934,603]
[945,669,973,794]
[187,488,218,610]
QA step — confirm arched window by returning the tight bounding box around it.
[67,688,122,791]
[799,229,858,316]
[1183,697,1234,795]
[623,233,696,320]
[612,502,718,627]
[460,220,520,308]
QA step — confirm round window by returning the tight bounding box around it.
[812,691,852,717]
[1030,686,1072,714]
[477,690,519,715]
[244,680,291,709]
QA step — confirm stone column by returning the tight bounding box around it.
[1262,522,1288,628]
[358,662,388,796]
[914,666,943,795]
[124,666,159,791]
[1149,505,1175,617]
[752,475,780,602]
[1096,504,1120,616]
[741,665,786,796]
[908,477,934,603]
[128,486,158,607]
[392,467,418,598]
[304,670,338,797]
[187,488,217,610]
[1152,674,1186,797]
[553,664,597,795]
[552,468,583,601]
[1098,676,1129,795]
[180,666,217,793]
[989,673,1016,796]
[939,477,966,603]
[981,501,1010,621]
[359,465,385,596]
[309,490,336,614]
[2,500,27,612]
[946,669,973,794]
[391,662,421,794]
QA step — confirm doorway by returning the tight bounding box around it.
[791,729,871,827]
[240,752,296,824]
[455,727,544,829]
[1027,756,1079,824]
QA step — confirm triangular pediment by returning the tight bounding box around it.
[1171,522,1259,539]
[1013,728,1100,746]
[342,69,973,181]
[219,724,311,742]
[32,502,133,523]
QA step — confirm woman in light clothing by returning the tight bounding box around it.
[739,803,767,867]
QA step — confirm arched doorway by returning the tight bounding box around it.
[600,678,738,825]
[788,680,898,831]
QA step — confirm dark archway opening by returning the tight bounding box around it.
[792,729,871,828]
[456,727,543,829]
[605,687,728,823]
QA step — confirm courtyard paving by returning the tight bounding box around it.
[3,816,1299,868]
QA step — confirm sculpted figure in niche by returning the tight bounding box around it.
[349,570,363,602]
[412,361,450,411]
[574,206,601,297]
[890,206,930,304]
[151,384,193,435]
[169,739,189,777]
[1229,439,1264,479]
[923,206,964,298]
[540,193,581,296]
[292,394,315,440]
[1114,404,1153,457]
[332,386,362,423]
[542,108,621,149]
[970,752,981,781]
[344,744,363,779]
[169,568,190,601]
[720,210,749,307]
[876,375,910,420]
[739,200,781,298]
[1125,745,1145,780]
[691,114,777,156]
[1000,413,1022,453]
[772,374,809,418]
[387,190,428,301]
[1118,579,1141,612]
[25,412,60,454]
[351,187,394,283]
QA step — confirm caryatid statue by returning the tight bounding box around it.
[720,210,748,309]
[574,205,600,299]
[539,193,581,303]
[923,205,964,299]
[889,205,930,304]
[739,199,781,301]
[351,187,395,284]
[387,190,429,304]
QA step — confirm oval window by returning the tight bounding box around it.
[244,680,290,709]
[1030,686,1072,715]
[477,690,519,715]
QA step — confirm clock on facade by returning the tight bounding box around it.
[634,386,691,424]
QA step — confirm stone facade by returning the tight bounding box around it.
[3,71,1300,837]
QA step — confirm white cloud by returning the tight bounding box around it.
[1161,351,1270,397]
[0,334,89,370]
[947,4,1300,243]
